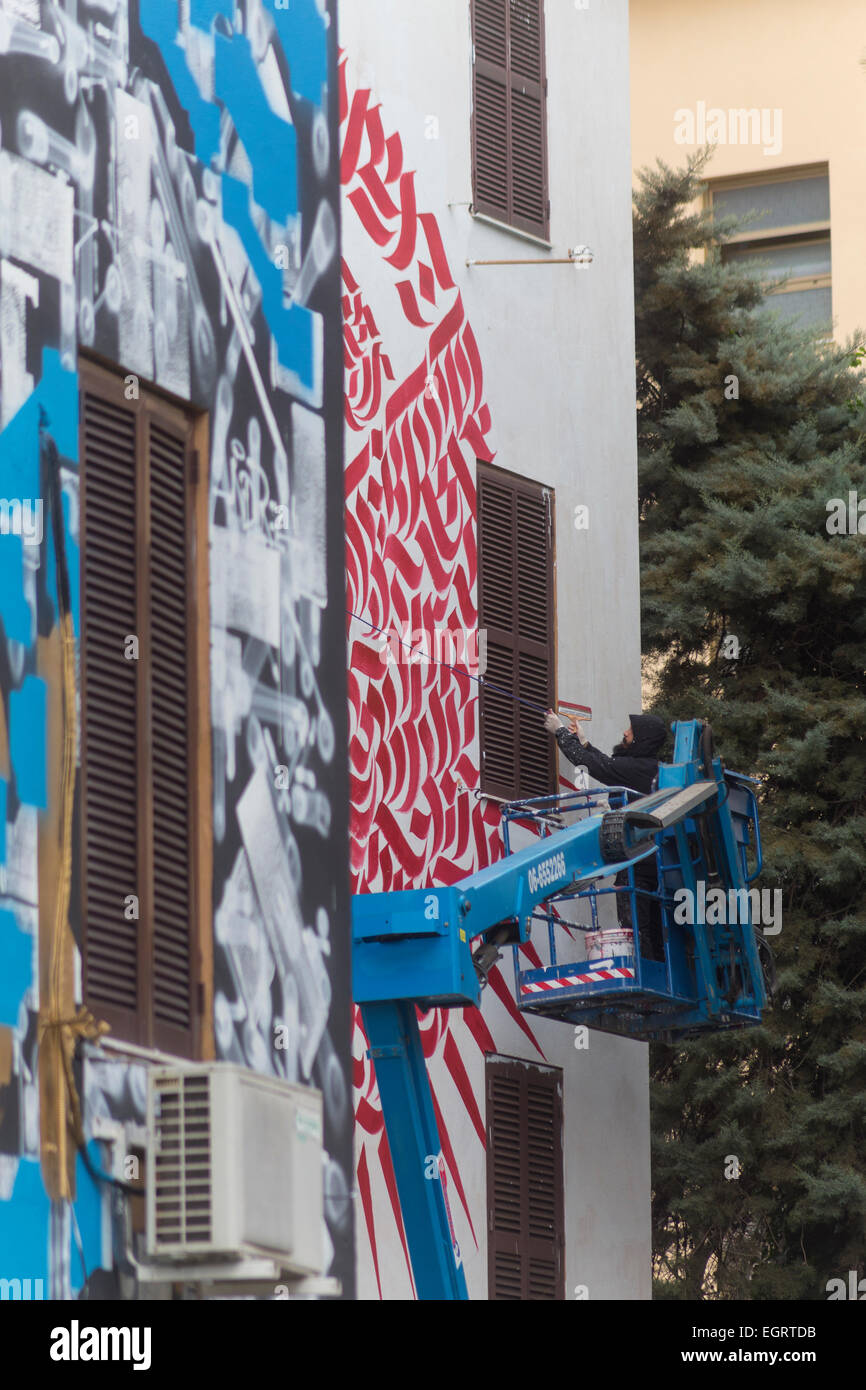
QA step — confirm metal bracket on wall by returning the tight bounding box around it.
[466,246,594,267]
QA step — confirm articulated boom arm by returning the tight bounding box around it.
[353,774,718,1011]
[351,720,769,1299]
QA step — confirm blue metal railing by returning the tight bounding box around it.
[497,775,764,1022]
[499,785,663,996]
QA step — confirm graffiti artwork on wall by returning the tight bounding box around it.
[340,55,558,1297]
[0,0,352,1298]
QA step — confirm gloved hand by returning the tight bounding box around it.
[544,710,563,733]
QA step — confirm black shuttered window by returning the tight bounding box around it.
[80,362,199,1057]
[471,0,550,240]
[477,463,556,800]
[486,1055,565,1299]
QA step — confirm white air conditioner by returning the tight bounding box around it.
[145,1064,324,1277]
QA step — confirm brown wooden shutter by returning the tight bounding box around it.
[486,1055,564,1300]
[477,463,556,800]
[80,362,199,1056]
[471,0,550,239]
[80,386,142,1043]
[147,412,194,1054]
[472,0,510,222]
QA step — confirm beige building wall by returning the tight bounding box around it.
[630,0,866,343]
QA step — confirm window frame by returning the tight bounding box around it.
[485,1052,565,1300]
[78,356,212,1060]
[476,460,557,802]
[470,0,551,242]
[706,165,832,311]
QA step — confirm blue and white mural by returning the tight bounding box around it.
[0,0,352,1299]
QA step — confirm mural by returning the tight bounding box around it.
[0,0,352,1299]
[340,55,562,1298]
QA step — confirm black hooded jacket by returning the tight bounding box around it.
[555,713,667,795]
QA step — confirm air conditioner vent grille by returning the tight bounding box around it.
[146,1064,324,1274]
[152,1073,213,1248]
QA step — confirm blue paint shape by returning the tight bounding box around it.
[137,5,319,387]
[0,1160,51,1287]
[190,0,234,29]
[0,535,32,646]
[71,1146,105,1295]
[0,908,31,1026]
[214,30,298,222]
[43,486,81,640]
[62,487,81,639]
[0,352,77,489]
[9,676,47,810]
[44,355,80,633]
[140,0,222,163]
[0,1151,103,1297]
[0,381,40,502]
[189,0,328,106]
[267,0,327,106]
[0,352,78,647]
[38,351,78,464]
[221,174,315,386]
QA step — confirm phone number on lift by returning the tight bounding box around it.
[527,852,567,896]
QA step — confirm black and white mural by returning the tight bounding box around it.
[0,0,352,1298]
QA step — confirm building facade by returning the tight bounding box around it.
[0,0,353,1299]
[0,0,650,1304]
[631,0,866,343]
[341,0,651,1300]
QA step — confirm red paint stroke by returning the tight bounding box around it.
[341,87,370,183]
[348,186,393,247]
[366,103,387,165]
[419,213,457,291]
[378,1130,417,1298]
[486,965,547,1060]
[385,131,403,183]
[385,172,419,270]
[443,1032,486,1148]
[359,159,401,220]
[356,1147,383,1301]
[395,279,434,328]
[463,1004,497,1057]
[418,261,436,305]
[430,1086,478,1250]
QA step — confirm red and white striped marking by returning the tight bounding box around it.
[521,967,635,995]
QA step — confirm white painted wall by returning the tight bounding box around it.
[342,0,649,1301]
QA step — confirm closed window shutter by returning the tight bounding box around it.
[80,389,141,1041]
[148,416,193,1051]
[80,364,198,1056]
[509,0,547,234]
[472,0,509,222]
[471,0,549,239]
[477,464,555,800]
[486,1055,564,1300]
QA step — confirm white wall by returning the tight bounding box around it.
[342,0,650,1301]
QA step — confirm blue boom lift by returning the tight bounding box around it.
[352,720,774,1299]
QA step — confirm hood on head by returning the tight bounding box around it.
[628,712,667,758]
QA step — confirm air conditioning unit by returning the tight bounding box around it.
[145,1064,324,1277]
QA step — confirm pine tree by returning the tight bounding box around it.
[635,150,866,1299]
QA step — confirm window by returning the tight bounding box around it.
[79,360,208,1058]
[477,462,555,801]
[471,0,550,240]
[486,1055,565,1299]
[709,168,831,329]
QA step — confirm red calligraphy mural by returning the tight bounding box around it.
[342,54,550,1296]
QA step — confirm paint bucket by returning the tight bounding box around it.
[585,929,634,962]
